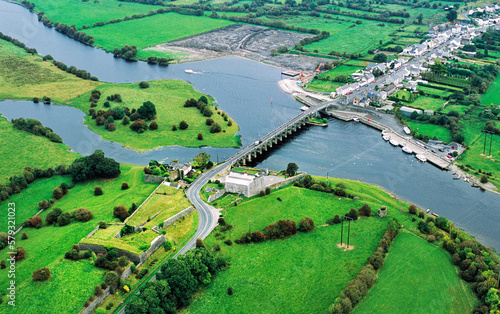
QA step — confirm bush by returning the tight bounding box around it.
[206,118,214,125]
[418,210,425,219]
[0,260,6,269]
[121,182,129,190]
[172,124,177,131]
[149,120,158,130]
[98,221,107,229]
[30,216,42,228]
[46,208,62,225]
[12,247,26,261]
[408,204,418,215]
[57,212,72,226]
[179,120,188,130]
[118,256,129,268]
[107,122,116,131]
[345,208,358,220]
[227,287,234,295]
[164,240,172,251]
[264,219,297,239]
[130,119,146,132]
[32,267,51,281]
[52,186,64,200]
[122,116,130,125]
[94,186,103,196]
[197,133,203,140]
[113,205,129,221]
[427,235,436,243]
[21,232,28,240]
[298,217,315,232]
[139,81,149,88]
[210,123,221,133]
[73,208,94,222]
[480,175,488,183]
[196,238,205,248]
[367,252,384,270]
[358,204,371,217]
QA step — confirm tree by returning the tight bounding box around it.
[130,119,146,132]
[121,182,129,190]
[205,118,214,125]
[73,208,94,222]
[13,247,26,261]
[430,61,448,74]
[374,53,388,63]
[227,287,234,295]
[298,217,315,232]
[46,208,62,225]
[194,152,211,169]
[104,271,120,289]
[480,175,488,184]
[57,212,72,226]
[345,208,358,220]
[446,10,457,22]
[286,162,298,177]
[435,216,450,231]
[149,120,158,130]
[127,281,176,314]
[408,204,418,215]
[157,259,198,308]
[69,150,120,182]
[197,133,203,140]
[114,205,129,221]
[394,45,403,53]
[207,122,221,133]
[122,116,130,125]
[94,186,103,196]
[139,81,149,89]
[21,232,28,240]
[358,204,372,217]
[137,101,156,120]
[179,120,188,130]
[30,216,42,228]
[32,267,51,281]
[417,13,423,24]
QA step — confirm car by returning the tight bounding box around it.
[431,149,436,153]
[439,147,445,152]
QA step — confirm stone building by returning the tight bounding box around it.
[224,170,266,197]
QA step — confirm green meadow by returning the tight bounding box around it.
[407,121,452,143]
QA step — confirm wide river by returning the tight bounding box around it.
[0,0,499,250]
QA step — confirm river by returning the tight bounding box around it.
[0,0,499,251]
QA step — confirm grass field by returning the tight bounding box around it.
[409,96,446,111]
[392,89,412,101]
[481,74,500,106]
[354,232,478,313]
[417,85,454,97]
[70,80,240,150]
[0,116,77,183]
[16,0,159,29]
[85,13,234,54]
[0,165,157,313]
[305,79,344,93]
[0,39,101,103]
[319,65,364,79]
[441,104,469,115]
[407,121,451,142]
[189,186,390,313]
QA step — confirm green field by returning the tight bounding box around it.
[16,0,159,29]
[188,186,389,313]
[417,85,454,97]
[344,59,370,67]
[392,89,412,101]
[0,116,77,183]
[305,79,344,93]
[0,165,157,313]
[481,73,500,106]
[441,104,469,115]
[70,80,240,150]
[319,65,363,79]
[407,121,451,142]
[410,96,446,111]
[354,232,478,313]
[0,39,100,103]
[85,13,234,55]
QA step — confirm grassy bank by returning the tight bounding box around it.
[0,116,77,183]
[0,165,157,313]
[354,232,478,313]
[70,80,240,150]
[0,39,100,103]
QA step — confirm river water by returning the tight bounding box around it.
[0,0,499,250]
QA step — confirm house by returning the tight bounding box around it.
[378,206,388,217]
[424,109,434,116]
[400,106,423,116]
[381,84,398,95]
[167,162,192,177]
[367,90,388,102]
[358,97,370,107]
[224,170,266,197]
[404,80,418,91]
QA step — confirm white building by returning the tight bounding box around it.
[225,171,265,197]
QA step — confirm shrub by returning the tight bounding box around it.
[264,219,297,239]
[149,120,158,130]
[480,175,488,183]
[104,271,120,288]
[107,122,116,131]
[418,210,425,219]
[52,186,64,200]
[251,230,266,242]
[345,208,358,220]
[30,216,42,228]
[197,133,203,140]
[32,267,51,281]
[206,118,214,125]
[73,208,94,222]
[21,232,28,240]
[94,186,103,196]
[224,239,233,246]
[114,205,129,221]
[358,204,371,217]
[427,235,436,243]
[367,252,384,270]
[12,247,26,261]
[172,124,177,131]
[227,287,234,295]
[196,238,205,248]
[57,212,72,226]
[0,260,6,269]
[164,240,172,251]
[408,204,418,215]
[139,81,149,88]
[122,116,130,125]
[298,217,315,232]
[118,256,129,268]
[121,182,129,190]
[130,119,146,132]
[37,200,51,210]
[210,123,221,133]
[98,221,107,229]
[179,120,188,130]
[46,208,62,225]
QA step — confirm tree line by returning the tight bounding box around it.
[11,118,62,143]
[36,12,95,46]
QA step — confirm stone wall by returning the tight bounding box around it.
[159,206,195,230]
[80,287,111,314]
[121,263,134,280]
[208,189,226,203]
[86,225,100,239]
[139,234,166,264]
[143,174,167,184]
[124,181,164,225]
[266,173,307,191]
[78,243,142,264]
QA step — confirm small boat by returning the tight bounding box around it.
[431,212,439,218]
[471,183,480,188]
[453,176,460,180]
[426,208,430,213]
[416,154,427,162]
[300,106,309,111]
[404,126,411,135]
[402,146,413,154]
[185,69,195,74]
[383,135,390,141]
[390,139,399,146]
[353,118,360,122]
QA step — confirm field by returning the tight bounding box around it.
[417,85,454,97]
[441,104,469,115]
[354,232,478,313]
[0,39,101,103]
[392,89,412,101]
[305,79,344,93]
[409,96,446,111]
[481,73,500,106]
[70,80,240,150]
[189,186,390,313]
[0,165,157,313]
[0,116,77,183]
[15,0,159,29]
[319,65,364,79]
[407,121,451,142]
[84,13,234,55]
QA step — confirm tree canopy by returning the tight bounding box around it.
[137,101,157,120]
[69,149,120,182]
